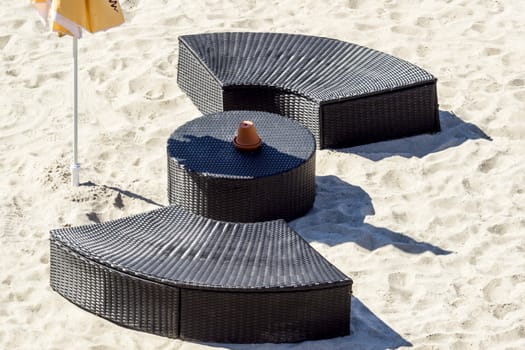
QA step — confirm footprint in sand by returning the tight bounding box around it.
[232,19,273,30]
[490,303,520,320]
[155,57,177,78]
[11,19,25,30]
[389,11,403,21]
[23,74,44,89]
[478,153,500,173]
[1,275,12,286]
[119,0,140,21]
[39,253,49,265]
[482,278,515,303]
[348,0,365,9]
[109,57,129,71]
[483,0,505,14]
[45,132,59,144]
[501,52,521,66]
[163,15,193,27]
[415,17,433,28]
[78,112,91,124]
[514,91,525,102]
[144,86,166,100]
[388,272,413,299]
[483,47,501,56]
[132,132,145,145]
[508,78,524,87]
[0,35,10,50]
[122,130,145,145]
[392,46,412,59]
[128,77,149,95]
[88,66,110,83]
[39,160,70,190]
[5,68,20,77]
[470,22,485,33]
[487,223,508,235]
[416,45,429,58]
[391,25,421,36]
[355,23,376,31]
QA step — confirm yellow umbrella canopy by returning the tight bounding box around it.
[32,0,125,186]
[32,0,124,37]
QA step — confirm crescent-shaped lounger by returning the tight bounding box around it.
[177,32,440,149]
[50,205,353,343]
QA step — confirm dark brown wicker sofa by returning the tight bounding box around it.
[177,32,440,149]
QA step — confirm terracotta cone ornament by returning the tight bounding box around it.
[233,120,262,151]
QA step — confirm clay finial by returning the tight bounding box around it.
[233,120,262,151]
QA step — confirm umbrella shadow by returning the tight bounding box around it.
[340,111,491,161]
[290,175,451,255]
[207,296,411,350]
[81,181,164,208]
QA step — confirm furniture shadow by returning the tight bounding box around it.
[290,175,451,255]
[340,111,491,160]
[214,296,411,350]
[168,134,307,178]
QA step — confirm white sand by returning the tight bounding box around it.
[2,0,524,349]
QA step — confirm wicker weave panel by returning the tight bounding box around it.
[50,205,352,291]
[180,32,435,101]
[167,111,316,222]
[180,286,351,343]
[223,87,321,148]
[50,242,179,338]
[321,83,440,148]
[168,154,315,222]
[178,42,223,114]
[50,205,353,342]
[177,32,440,149]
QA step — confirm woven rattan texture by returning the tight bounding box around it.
[178,43,223,114]
[177,32,440,149]
[180,32,435,101]
[49,205,352,343]
[167,111,316,222]
[50,205,351,291]
[322,83,439,148]
[180,286,351,343]
[50,242,180,338]
[223,87,321,146]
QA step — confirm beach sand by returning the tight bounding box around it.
[1,0,524,349]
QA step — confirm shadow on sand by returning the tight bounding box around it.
[340,111,491,161]
[212,296,411,350]
[80,123,457,349]
[290,175,451,255]
[81,181,164,208]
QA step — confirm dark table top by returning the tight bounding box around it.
[168,111,316,179]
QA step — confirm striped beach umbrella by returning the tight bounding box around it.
[32,0,125,186]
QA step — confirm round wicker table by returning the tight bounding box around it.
[167,110,316,222]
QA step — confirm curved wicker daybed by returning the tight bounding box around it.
[177,32,440,149]
[50,205,353,343]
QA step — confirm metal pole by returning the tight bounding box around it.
[71,36,80,186]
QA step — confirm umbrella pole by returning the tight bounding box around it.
[71,36,80,186]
